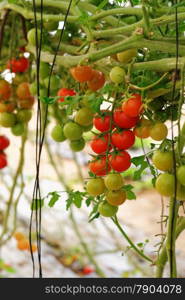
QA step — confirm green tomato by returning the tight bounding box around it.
[63,122,83,140]
[150,122,168,141]
[39,62,50,79]
[106,190,126,206]
[0,112,16,127]
[86,178,106,196]
[152,150,173,172]
[177,165,185,186]
[75,107,94,126]
[109,66,125,84]
[155,173,175,197]
[98,201,118,217]
[27,28,41,46]
[44,75,61,91]
[69,138,85,152]
[51,124,66,142]
[17,109,32,123]
[117,48,137,63]
[11,123,25,136]
[104,173,124,191]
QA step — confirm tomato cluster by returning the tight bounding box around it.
[0,135,10,169]
[14,232,37,252]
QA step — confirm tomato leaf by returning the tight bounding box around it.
[66,190,86,210]
[133,161,148,180]
[131,155,145,166]
[48,191,60,207]
[123,184,136,200]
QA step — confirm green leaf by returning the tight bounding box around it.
[126,190,136,200]
[40,96,58,104]
[131,155,145,167]
[66,190,86,210]
[48,192,60,207]
[89,203,99,222]
[31,199,44,211]
[133,161,148,180]
[86,196,93,207]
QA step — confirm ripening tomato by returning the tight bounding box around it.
[0,112,16,127]
[18,96,35,109]
[98,201,118,217]
[16,82,31,100]
[106,190,126,206]
[155,173,175,197]
[104,173,124,190]
[117,48,137,63]
[152,150,173,172]
[75,107,94,126]
[150,122,168,141]
[86,178,106,196]
[88,156,111,176]
[90,135,111,154]
[109,66,125,84]
[109,150,131,172]
[14,232,25,241]
[0,80,11,101]
[0,135,10,150]
[17,109,32,123]
[93,111,113,132]
[113,110,139,129]
[7,57,29,73]
[70,65,94,82]
[122,94,142,118]
[17,239,30,251]
[87,70,105,91]
[57,88,76,102]
[0,101,16,113]
[133,118,152,139]
[0,153,7,169]
[177,165,185,186]
[111,130,135,150]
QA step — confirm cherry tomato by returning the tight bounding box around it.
[0,101,16,113]
[0,153,7,169]
[150,122,168,141]
[93,111,113,132]
[133,118,151,139]
[106,190,126,206]
[177,165,185,186]
[17,239,30,251]
[90,135,110,154]
[0,112,16,127]
[70,65,94,82]
[117,48,137,63]
[17,109,32,123]
[51,124,66,142]
[0,80,11,101]
[63,122,83,140]
[75,107,94,126]
[155,173,175,197]
[152,150,173,171]
[57,88,76,102]
[87,70,105,91]
[18,96,35,109]
[98,201,118,217]
[16,82,31,100]
[86,178,106,196]
[89,156,111,176]
[11,123,25,136]
[7,57,29,73]
[113,110,139,129]
[0,136,10,150]
[69,138,85,152]
[111,130,135,150]
[82,266,94,275]
[122,94,142,118]
[109,66,125,84]
[109,150,131,172]
[14,232,25,241]
[104,173,124,190]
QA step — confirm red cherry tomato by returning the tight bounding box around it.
[0,136,10,150]
[113,110,139,129]
[7,57,29,73]
[70,65,94,82]
[111,130,135,150]
[89,156,111,176]
[93,111,113,132]
[87,70,105,91]
[57,88,76,102]
[82,266,94,275]
[90,135,111,154]
[0,153,7,169]
[122,94,143,117]
[109,150,131,172]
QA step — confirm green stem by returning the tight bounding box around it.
[112,216,153,264]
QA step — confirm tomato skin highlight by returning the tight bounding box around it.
[109,150,131,172]
[0,135,10,150]
[57,88,76,102]
[90,135,110,154]
[113,110,139,129]
[152,150,173,172]
[88,156,111,176]
[87,70,105,91]
[93,112,112,132]
[70,65,94,82]
[111,130,135,150]
[122,94,142,118]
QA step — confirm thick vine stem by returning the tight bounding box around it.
[156,217,185,278]
[0,129,27,246]
[112,216,153,264]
